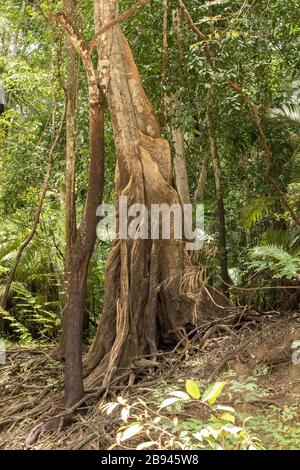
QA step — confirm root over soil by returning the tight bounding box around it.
[1,308,300,450]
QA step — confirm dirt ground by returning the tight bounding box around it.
[0,309,299,450]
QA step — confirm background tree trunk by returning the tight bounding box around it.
[171,103,191,207]
[195,154,208,202]
[63,0,78,280]
[206,88,230,294]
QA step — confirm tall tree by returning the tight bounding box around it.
[63,0,78,282]
[206,87,230,293]
[84,0,228,392]
[55,10,105,405]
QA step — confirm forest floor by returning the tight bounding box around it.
[1,309,300,450]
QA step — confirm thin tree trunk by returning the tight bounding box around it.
[57,0,79,357]
[56,12,105,406]
[206,87,230,293]
[63,0,78,278]
[195,153,208,202]
[11,0,27,57]
[63,94,104,405]
[169,4,190,207]
[171,117,191,206]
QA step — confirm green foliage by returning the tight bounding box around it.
[229,376,268,403]
[0,305,32,342]
[268,104,300,126]
[0,281,60,342]
[240,197,276,230]
[1,0,300,341]
[247,404,300,450]
[101,379,262,450]
[248,244,300,279]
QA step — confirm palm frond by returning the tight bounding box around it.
[267,104,300,125]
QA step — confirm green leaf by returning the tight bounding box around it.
[185,379,201,399]
[202,381,227,405]
[220,412,236,423]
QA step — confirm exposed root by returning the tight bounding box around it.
[1,309,299,449]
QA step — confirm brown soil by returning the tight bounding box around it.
[0,308,299,450]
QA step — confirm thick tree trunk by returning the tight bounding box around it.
[206,88,230,294]
[84,0,229,389]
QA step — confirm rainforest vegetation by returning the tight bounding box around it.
[0,0,300,451]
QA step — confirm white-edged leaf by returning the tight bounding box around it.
[169,391,190,400]
[105,402,119,415]
[136,441,158,450]
[158,397,181,410]
[117,396,127,405]
[193,429,209,441]
[120,424,143,442]
[121,406,130,422]
[202,381,227,405]
[207,426,219,440]
[223,424,243,435]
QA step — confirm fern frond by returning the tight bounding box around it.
[259,229,291,250]
[249,244,300,279]
[240,197,276,229]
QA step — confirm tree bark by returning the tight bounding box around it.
[195,153,208,203]
[171,117,191,207]
[63,0,78,279]
[63,83,104,406]
[84,0,229,390]
[56,11,105,406]
[57,0,79,358]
